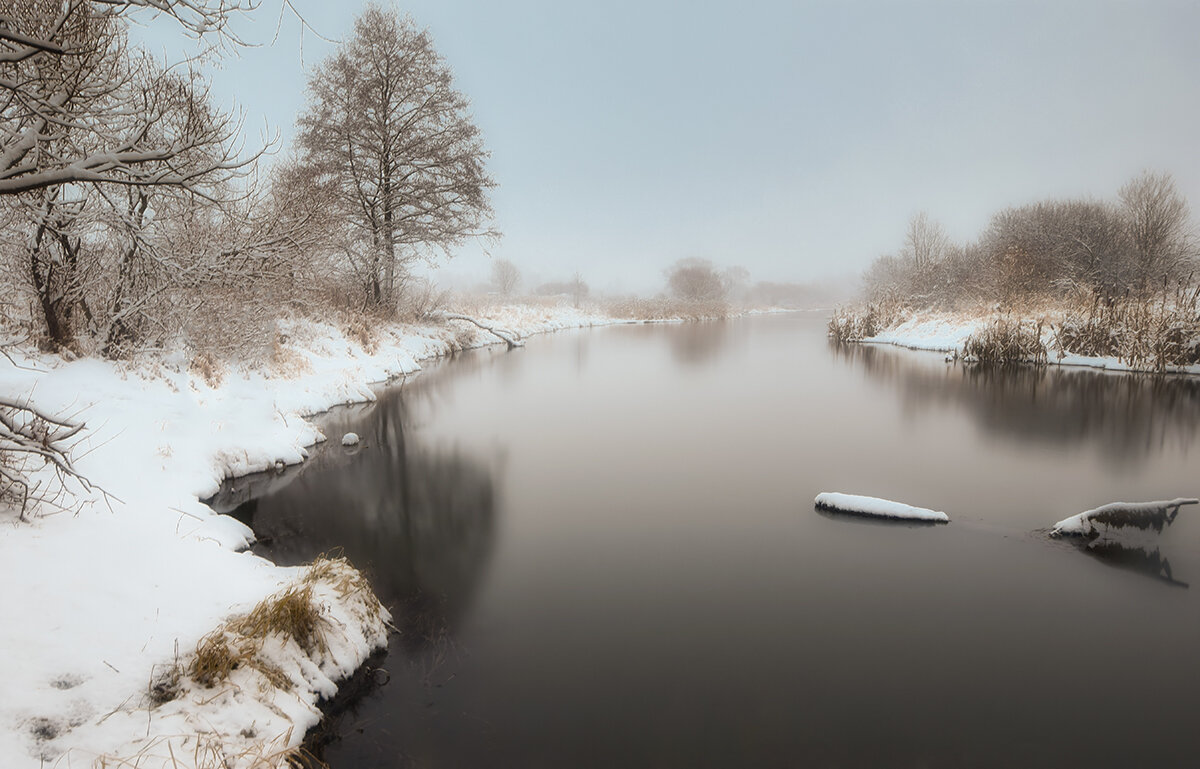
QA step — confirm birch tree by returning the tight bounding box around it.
[295,5,496,309]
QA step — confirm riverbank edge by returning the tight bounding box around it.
[0,303,696,768]
[851,309,1200,376]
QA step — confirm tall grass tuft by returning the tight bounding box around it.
[963,317,1048,365]
[183,555,384,692]
[827,301,906,342]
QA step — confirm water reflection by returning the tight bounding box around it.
[667,319,730,365]
[1080,539,1189,588]
[831,341,1200,463]
[217,382,498,646]
[1052,499,1193,589]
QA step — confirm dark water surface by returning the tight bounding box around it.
[213,313,1200,768]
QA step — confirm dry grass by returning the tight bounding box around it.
[963,316,1048,365]
[93,729,325,769]
[269,333,313,378]
[188,352,225,388]
[101,556,384,768]
[827,301,907,342]
[603,297,730,321]
[342,315,379,354]
[1054,285,1200,371]
[180,556,382,693]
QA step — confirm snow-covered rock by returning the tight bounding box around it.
[814,492,950,523]
[341,432,360,446]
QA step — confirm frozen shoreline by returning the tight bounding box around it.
[0,304,628,768]
[859,310,1200,376]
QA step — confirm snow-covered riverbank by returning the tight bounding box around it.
[0,304,620,768]
[859,309,1200,376]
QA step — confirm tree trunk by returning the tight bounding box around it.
[383,171,396,306]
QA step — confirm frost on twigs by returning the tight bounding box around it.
[0,398,97,521]
[814,492,950,523]
[1050,498,1198,538]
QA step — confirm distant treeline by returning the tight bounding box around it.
[864,172,1197,307]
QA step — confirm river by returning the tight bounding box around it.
[211,312,1200,768]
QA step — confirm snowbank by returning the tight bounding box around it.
[1051,498,1198,537]
[865,311,986,353]
[814,492,950,523]
[860,309,1200,376]
[0,303,616,768]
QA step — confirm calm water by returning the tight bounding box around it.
[213,313,1200,768]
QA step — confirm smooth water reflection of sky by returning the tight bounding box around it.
[216,315,1200,768]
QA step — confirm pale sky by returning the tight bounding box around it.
[132,0,1200,295]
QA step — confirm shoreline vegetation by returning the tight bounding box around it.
[829,171,1200,374]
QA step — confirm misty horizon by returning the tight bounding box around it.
[128,0,1200,295]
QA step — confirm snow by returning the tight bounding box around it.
[1050,498,1199,537]
[866,312,986,353]
[814,492,950,523]
[341,432,360,446]
[0,303,620,768]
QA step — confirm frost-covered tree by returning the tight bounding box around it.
[294,5,496,310]
[0,0,252,196]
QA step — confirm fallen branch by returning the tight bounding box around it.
[438,313,525,350]
[1051,498,1199,538]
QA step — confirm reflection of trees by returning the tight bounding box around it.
[668,320,730,365]
[221,384,498,653]
[831,341,1200,464]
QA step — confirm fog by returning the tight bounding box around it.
[132,0,1200,295]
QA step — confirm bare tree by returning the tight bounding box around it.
[2,29,260,352]
[570,270,588,307]
[903,212,949,273]
[667,258,727,303]
[0,1,256,197]
[0,1,252,62]
[295,5,496,310]
[1119,171,1194,293]
[491,258,519,296]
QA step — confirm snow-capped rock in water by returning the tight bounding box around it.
[1050,498,1198,537]
[341,432,360,447]
[814,492,950,523]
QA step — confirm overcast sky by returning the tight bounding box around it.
[134,0,1200,295]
